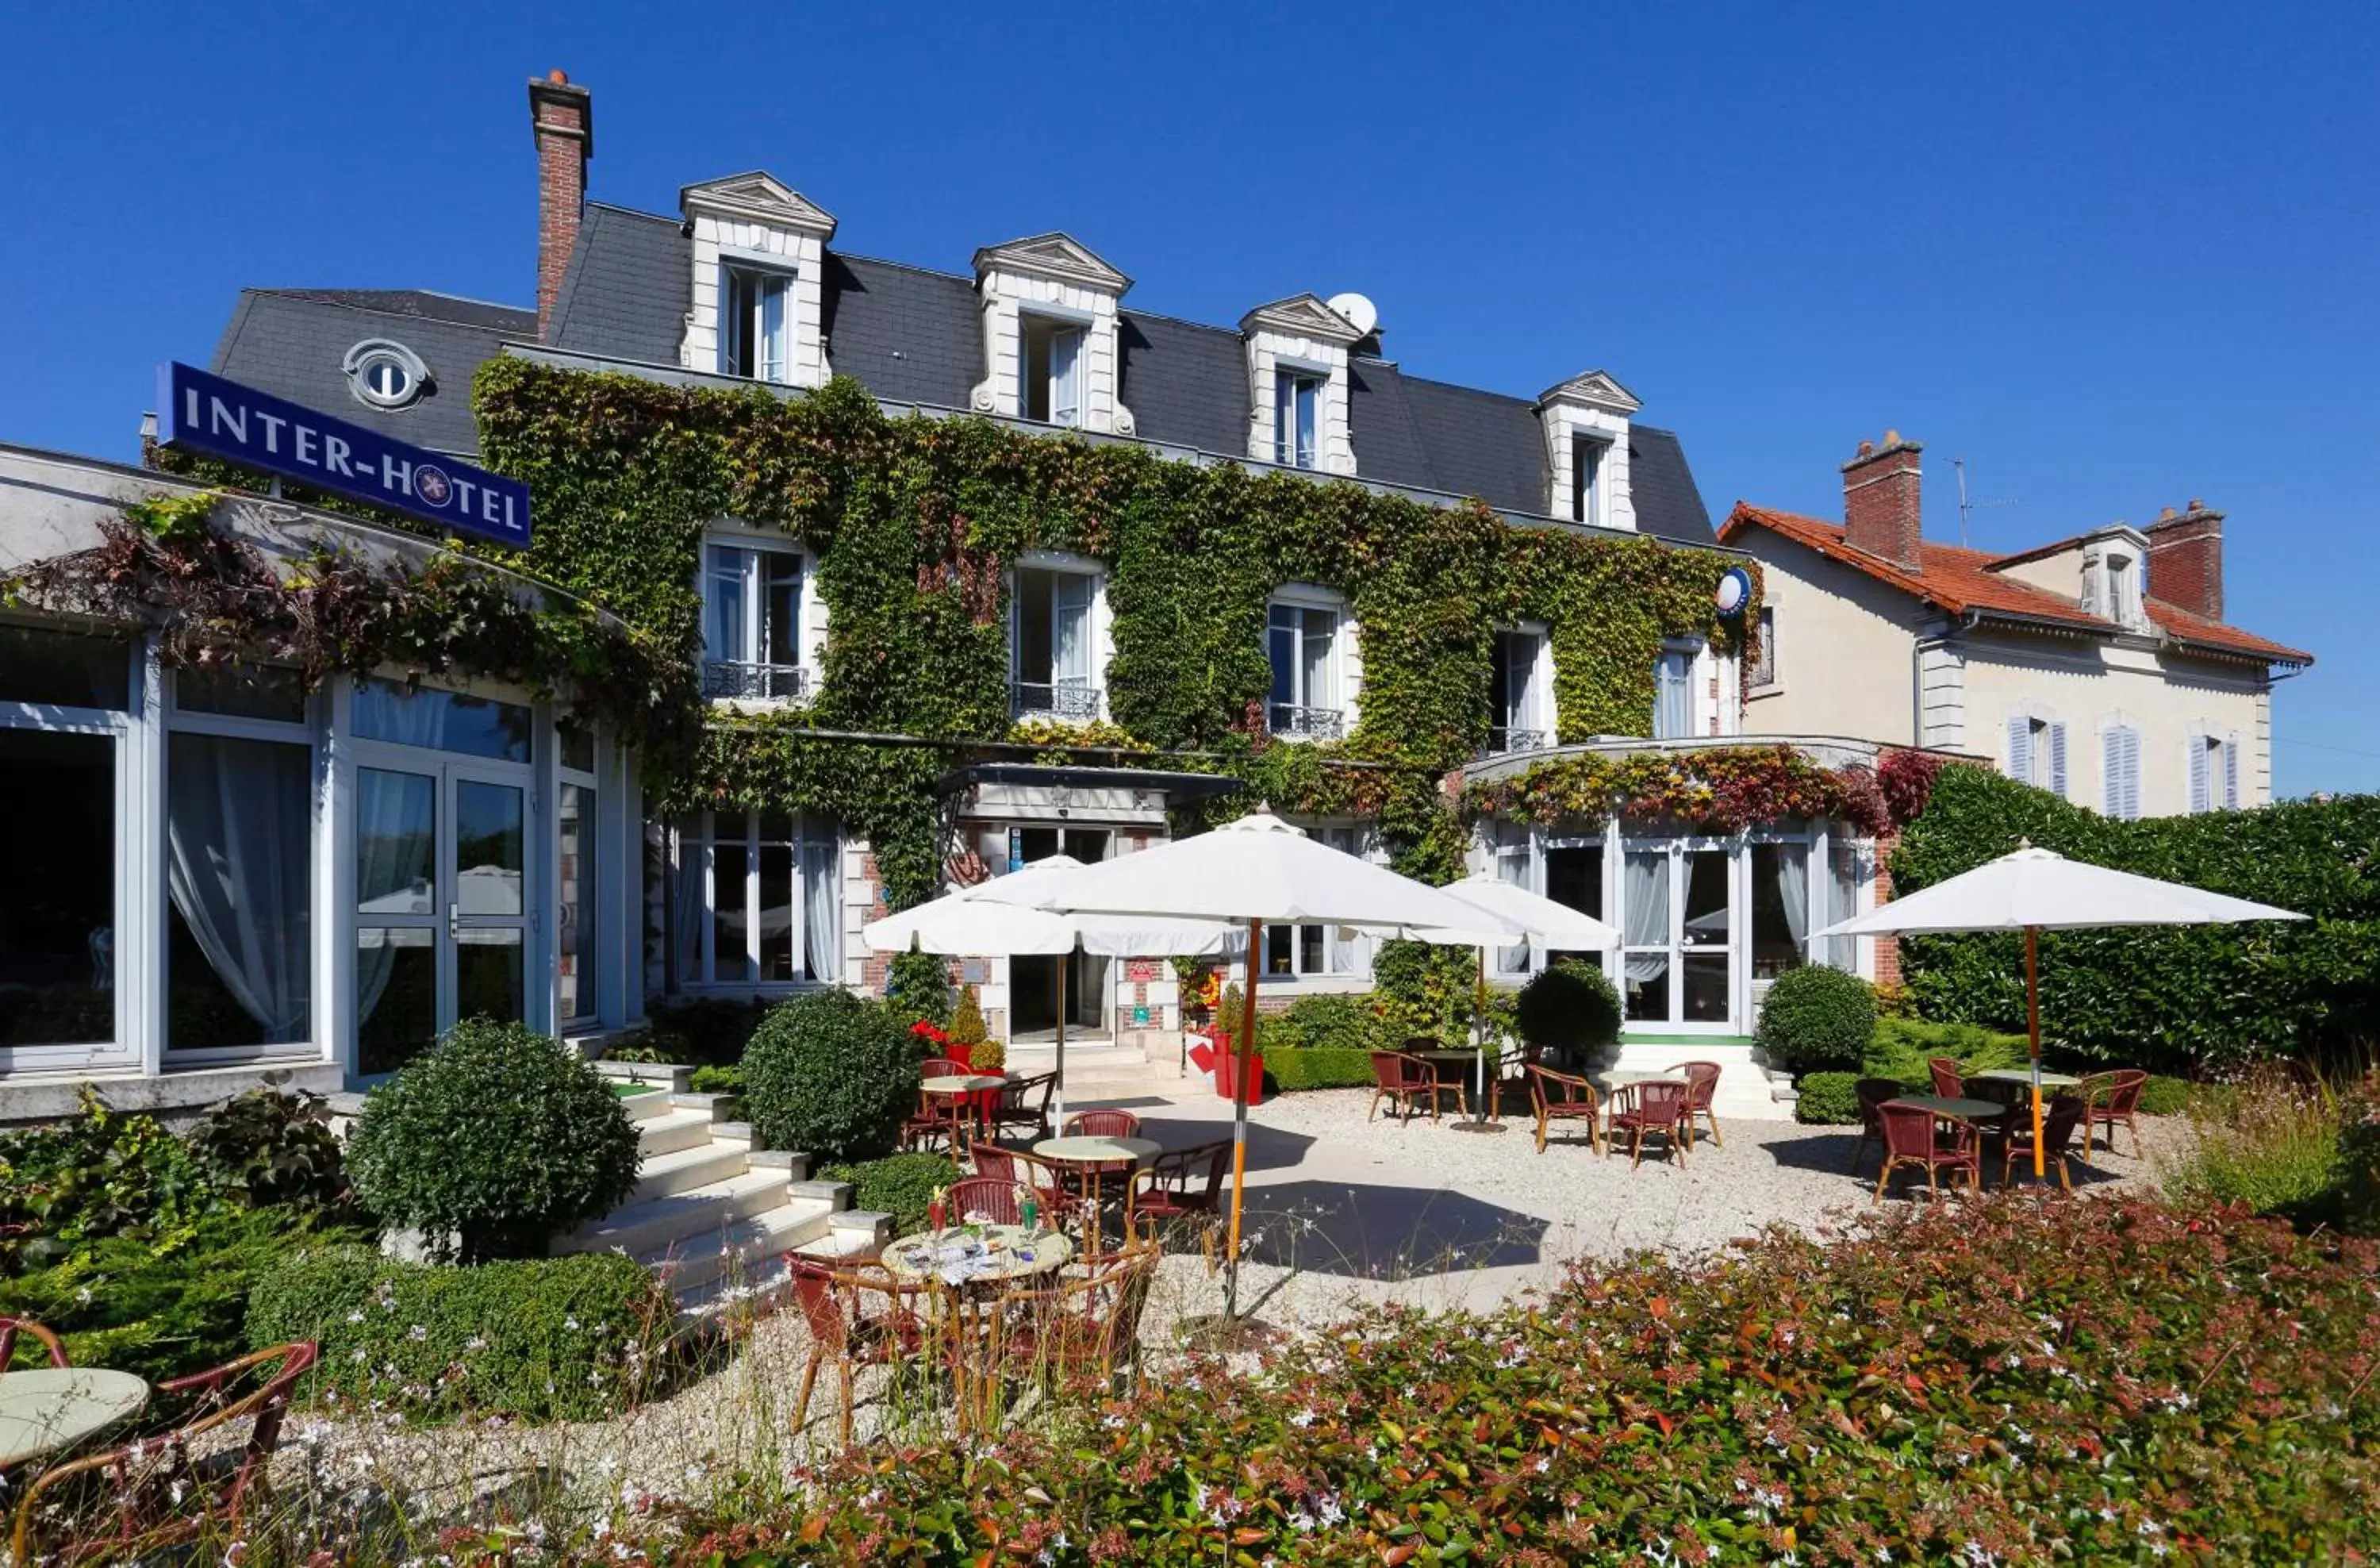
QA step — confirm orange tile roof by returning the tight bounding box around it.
[1719,503,2311,666]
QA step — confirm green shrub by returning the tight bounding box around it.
[1258,992,1384,1054]
[347,1019,641,1262]
[247,1246,670,1423]
[187,1087,352,1215]
[2139,1074,2200,1116]
[1268,1048,1380,1092]
[1513,960,1621,1059]
[2165,1066,2349,1224]
[1865,1017,2030,1086]
[886,948,951,1031]
[1894,767,2380,1074]
[1793,1071,1861,1125]
[2340,1078,2380,1236]
[743,989,918,1163]
[1756,965,1878,1074]
[823,1151,958,1232]
[687,1063,745,1097]
[0,1088,213,1274]
[2,1205,361,1382]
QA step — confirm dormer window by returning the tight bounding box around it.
[702,536,810,701]
[1020,316,1086,426]
[1275,371,1322,468]
[344,340,430,410]
[2102,551,2140,626]
[721,263,793,382]
[1538,371,1641,531]
[1011,561,1101,721]
[1268,591,1347,740]
[1571,436,1606,528]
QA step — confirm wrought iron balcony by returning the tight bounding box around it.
[1010,679,1101,722]
[1269,703,1346,741]
[702,660,810,701]
[1484,726,1549,756]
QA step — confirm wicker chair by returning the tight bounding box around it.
[1127,1140,1231,1265]
[13,1341,317,1565]
[1368,1050,1463,1124]
[0,1315,70,1370]
[1608,1080,1692,1169]
[1874,1101,1981,1203]
[2001,1093,2090,1189]
[1666,1060,1724,1148]
[781,1258,927,1447]
[1928,1057,1967,1097]
[1846,1077,1907,1174]
[2078,1069,2150,1157]
[902,1056,979,1151]
[946,1175,1027,1227]
[969,1139,1087,1228]
[1524,1064,1603,1155]
[996,1241,1160,1393]
[987,1070,1058,1144]
[1062,1108,1142,1139]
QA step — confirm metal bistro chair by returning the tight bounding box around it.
[1873,1101,1981,1203]
[1127,1139,1232,1266]
[782,1258,928,1448]
[987,1070,1058,1144]
[1927,1056,1967,1097]
[0,1315,71,1370]
[1524,1063,1603,1155]
[1667,1060,1725,1148]
[1368,1050,1464,1124]
[1608,1079,1693,1169]
[2077,1069,2151,1157]
[1846,1077,1907,1175]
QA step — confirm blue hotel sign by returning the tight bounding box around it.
[156,363,530,548]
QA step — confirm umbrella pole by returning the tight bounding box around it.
[1053,953,1068,1132]
[1223,917,1261,1324]
[2026,924,2044,1180]
[1476,947,1488,1124]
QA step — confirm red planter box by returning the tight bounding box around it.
[1212,1036,1265,1105]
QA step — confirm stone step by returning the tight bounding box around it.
[639,1197,838,1297]
[637,1107,719,1159]
[616,1085,677,1122]
[564,1166,793,1259]
[631,1139,750,1202]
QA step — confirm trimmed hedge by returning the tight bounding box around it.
[824,1151,958,1233]
[246,1246,671,1423]
[743,990,919,1163]
[1756,964,1878,1074]
[1894,766,2380,1074]
[1793,1071,1860,1126]
[1268,1048,1380,1093]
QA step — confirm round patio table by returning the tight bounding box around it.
[1035,1135,1161,1256]
[881,1223,1074,1289]
[923,1074,1007,1142]
[0,1367,150,1468]
[1888,1094,2008,1123]
[1967,1068,2084,1090]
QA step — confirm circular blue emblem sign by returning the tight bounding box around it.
[413,464,453,508]
[1714,566,1753,617]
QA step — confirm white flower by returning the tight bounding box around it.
[347,1309,365,1324]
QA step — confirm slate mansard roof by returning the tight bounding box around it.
[206,201,1714,544]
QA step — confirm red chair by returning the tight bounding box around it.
[1666,1061,1724,1147]
[2078,1069,2150,1157]
[1492,1040,1544,1116]
[1127,1140,1231,1265]
[1609,1080,1692,1168]
[13,1341,317,1564]
[1874,1102,1981,1202]
[903,1057,977,1151]
[782,1258,927,1447]
[1846,1077,1906,1174]
[998,1242,1160,1392]
[0,1316,70,1369]
[970,1139,1086,1228]
[987,1070,1057,1143]
[1062,1108,1142,1139]
[946,1176,1027,1226]
[1368,1050,1464,1124]
[2001,1093,2090,1189]
[1524,1064,1603,1155]
[1928,1057,1966,1097]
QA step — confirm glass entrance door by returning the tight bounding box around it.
[1008,826,1111,1039]
[1620,841,1737,1029]
[355,762,531,1073]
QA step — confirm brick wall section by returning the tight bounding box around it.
[1870,828,1902,992]
[1840,432,1924,571]
[2144,502,2225,620]
[528,74,593,341]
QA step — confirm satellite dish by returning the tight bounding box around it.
[1326,292,1379,339]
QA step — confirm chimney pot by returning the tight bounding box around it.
[1883,428,1901,445]
[1856,440,1875,458]
[528,73,594,342]
[2186,496,2203,511]
[548,68,569,83]
[2159,505,2176,520]
[1840,428,1925,572]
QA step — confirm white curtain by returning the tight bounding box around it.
[1655,651,1694,740]
[1623,849,1669,983]
[1050,329,1083,426]
[1774,841,1808,955]
[1825,844,1860,970]
[167,733,312,1045]
[354,767,434,1028]
[1054,573,1092,692]
[802,824,841,983]
[673,820,708,986]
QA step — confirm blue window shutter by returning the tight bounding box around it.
[2109,727,2141,821]
[2006,717,2033,786]
[2223,735,2240,809]
[2188,736,2210,813]
[2102,728,2123,815]
[2047,722,2068,799]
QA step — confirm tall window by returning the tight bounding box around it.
[1274,371,1320,468]
[721,264,792,382]
[1268,601,1343,740]
[1749,841,1809,981]
[1265,825,1368,977]
[1653,645,1697,740]
[1022,317,1085,426]
[2085,551,2142,626]
[702,540,807,700]
[1011,566,1099,721]
[1489,629,1548,753]
[1749,605,1779,687]
[2189,732,2240,814]
[2006,715,2068,797]
[677,811,840,987]
[1572,436,1606,527]
[557,720,599,1026]
[2102,724,2143,821]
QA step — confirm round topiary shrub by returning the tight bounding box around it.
[743,990,917,1163]
[347,1018,640,1263]
[1514,960,1622,1062]
[1793,1071,1861,1125]
[1756,964,1879,1074]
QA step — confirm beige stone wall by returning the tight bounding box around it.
[1738,533,1927,745]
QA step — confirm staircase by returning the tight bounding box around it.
[567,1063,894,1309]
[1607,1038,1797,1121]
[1001,1036,1197,1107]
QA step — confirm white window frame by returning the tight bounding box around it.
[1489,626,1552,754]
[2006,709,2069,797]
[676,809,840,990]
[1266,823,1374,982]
[1749,604,1779,690]
[719,259,794,383]
[2187,729,2240,814]
[1009,558,1104,722]
[699,532,813,703]
[1653,641,1700,740]
[1019,313,1089,428]
[1267,587,1348,741]
[1274,367,1322,468]
[1572,434,1607,529]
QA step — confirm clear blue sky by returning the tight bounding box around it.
[5,3,2373,794]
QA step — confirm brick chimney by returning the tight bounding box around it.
[1840,430,1925,571]
[2144,498,2225,620]
[528,71,593,341]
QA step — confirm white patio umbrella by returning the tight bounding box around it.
[1809,842,2304,1177]
[862,854,1244,1127]
[1426,875,1621,1132]
[970,809,1525,1319]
